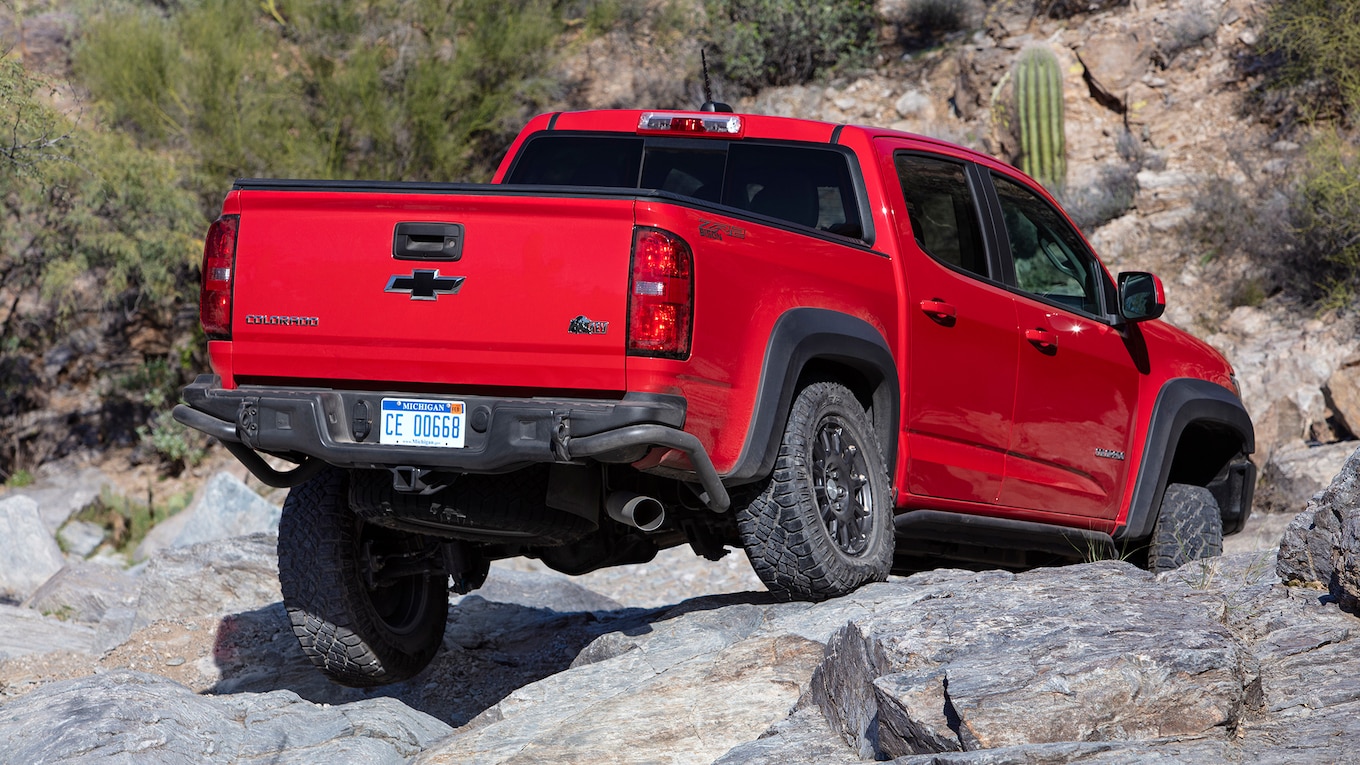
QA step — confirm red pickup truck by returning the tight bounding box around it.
[175,107,1254,687]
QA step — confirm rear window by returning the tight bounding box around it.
[505,134,866,240]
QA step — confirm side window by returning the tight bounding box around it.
[894,154,987,278]
[725,143,864,238]
[505,135,643,187]
[992,173,1103,316]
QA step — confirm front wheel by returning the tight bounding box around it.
[1147,483,1223,573]
[737,382,894,601]
[278,469,449,687]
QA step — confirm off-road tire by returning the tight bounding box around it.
[279,468,449,687]
[737,381,894,601]
[348,466,593,545]
[1147,483,1223,573]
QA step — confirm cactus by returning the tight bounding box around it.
[1014,45,1067,192]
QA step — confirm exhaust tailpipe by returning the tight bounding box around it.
[606,492,665,532]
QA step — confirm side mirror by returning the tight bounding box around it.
[1117,271,1166,322]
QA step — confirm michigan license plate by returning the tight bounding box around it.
[379,398,465,448]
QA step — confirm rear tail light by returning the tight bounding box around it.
[628,227,693,358]
[200,215,239,339]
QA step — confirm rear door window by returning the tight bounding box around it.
[893,154,988,278]
[724,143,863,237]
[505,135,643,187]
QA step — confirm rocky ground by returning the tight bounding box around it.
[1,446,1358,764]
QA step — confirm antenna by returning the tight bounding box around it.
[699,50,733,113]
[702,50,714,105]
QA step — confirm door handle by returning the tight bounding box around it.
[393,222,464,261]
[1024,327,1058,350]
[919,299,957,323]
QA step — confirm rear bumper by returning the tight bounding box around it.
[174,375,729,510]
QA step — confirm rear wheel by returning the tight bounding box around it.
[1147,483,1223,573]
[278,468,449,687]
[737,382,894,601]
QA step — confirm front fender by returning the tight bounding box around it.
[1115,378,1255,541]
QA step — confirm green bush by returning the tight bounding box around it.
[74,487,193,553]
[0,57,201,325]
[893,0,978,49]
[76,0,564,192]
[1260,0,1360,122]
[704,0,878,92]
[1288,132,1360,308]
[137,409,208,471]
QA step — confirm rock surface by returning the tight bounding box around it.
[2,465,112,534]
[0,503,1355,764]
[0,670,452,764]
[134,471,281,561]
[1278,444,1360,610]
[813,564,1258,758]
[0,496,66,602]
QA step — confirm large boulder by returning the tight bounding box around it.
[134,471,280,561]
[1,464,112,534]
[1278,444,1360,609]
[23,560,139,624]
[0,495,65,602]
[811,563,1258,759]
[1261,441,1358,511]
[132,532,282,628]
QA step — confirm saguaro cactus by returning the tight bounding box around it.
[1014,45,1067,192]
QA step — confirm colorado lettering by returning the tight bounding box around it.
[244,314,320,326]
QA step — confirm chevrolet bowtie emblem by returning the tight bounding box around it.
[385,269,466,301]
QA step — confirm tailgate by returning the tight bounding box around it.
[229,189,634,392]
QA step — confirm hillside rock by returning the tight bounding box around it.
[0,495,65,602]
[1,464,112,534]
[23,560,138,624]
[131,532,281,628]
[1326,356,1360,437]
[1261,441,1359,512]
[134,471,281,561]
[1206,307,1360,473]
[1278,445,1360,610]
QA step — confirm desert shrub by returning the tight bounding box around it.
[703,0,878,92]
[1061,164,1138,230]
[1180,168,1295,305]
[0,57,201,324]
[0,58,70,181]
[892,0,980,49]
[74,487,193,553]
[1259,0,1360,122]
[1039,0,1128,18]
[1287,132,1360,308]
[76,0,564,195]
[137,409,208,471]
